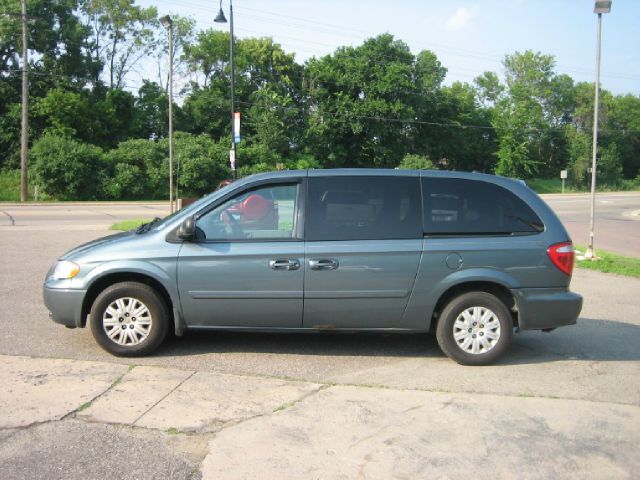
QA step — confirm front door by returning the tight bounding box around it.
[178,181,305,327]
[303,174,423,329]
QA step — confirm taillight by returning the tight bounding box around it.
[547,242,575,276]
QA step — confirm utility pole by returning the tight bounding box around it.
[160,15,174,213]
[20,0,29,202]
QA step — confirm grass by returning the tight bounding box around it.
[526,178,578,194]
[575,244,640,278]
[110,218,152,231]
[527,177,640,194]
[76,401,93,412]
[0,170,27,201]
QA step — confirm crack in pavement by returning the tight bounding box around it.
[132,370,198,426]
[194,383,332,439]
[1,210,15,226]
[62,365,137,421]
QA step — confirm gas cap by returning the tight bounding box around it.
[445,252,463,270]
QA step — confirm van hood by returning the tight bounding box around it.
[59,230,135,261]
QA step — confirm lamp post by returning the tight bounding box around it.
[586,0,612,260]
[214,0,238,179]
[160,15,174,213]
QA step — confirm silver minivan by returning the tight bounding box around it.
[44,170,582,365]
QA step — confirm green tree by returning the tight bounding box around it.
[608,94,640,179]
[248,87,300,156]
[493,51,574,178]
[599,142,623,185]
[133,81,169,140]
[305,34,419,168]
[81,0,158,88]
[431,82,497,172]
[32,87,91,138]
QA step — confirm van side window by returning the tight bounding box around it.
[306,176,422,241]
[422,178,544,235]
[196,184,298,241]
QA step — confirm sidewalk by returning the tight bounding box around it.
[1,354,639,479]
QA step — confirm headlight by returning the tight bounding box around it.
[52,261,80,280]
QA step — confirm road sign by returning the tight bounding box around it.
[560,170,568,179]
[233,112,241,143]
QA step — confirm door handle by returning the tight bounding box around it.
[308,259,339,270]
[269,259,300,271]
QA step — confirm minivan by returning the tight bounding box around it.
[44,170,582,365]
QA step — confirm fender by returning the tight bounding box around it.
[401,267,519,330]
[80,259,181,319]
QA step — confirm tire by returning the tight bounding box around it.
[436,291,513,366]
[89,281,169,357]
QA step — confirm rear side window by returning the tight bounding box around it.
[422,178,544,235]
[307,176,422,241]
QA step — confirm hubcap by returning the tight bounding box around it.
[103,297,152,346]
[452,306,501,355]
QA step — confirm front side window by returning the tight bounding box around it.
[422,178,544,235]
[306,176,422,241]
[196,184,298,241]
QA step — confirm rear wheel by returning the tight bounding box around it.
[436,291,513,366]
[89,282,169,357]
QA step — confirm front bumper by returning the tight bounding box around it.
[512,288,582,330]
[43,286,86,328]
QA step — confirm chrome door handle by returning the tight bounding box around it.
[269,259,300,271]
[308,259,339,270]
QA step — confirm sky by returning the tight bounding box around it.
[139,0,640,95]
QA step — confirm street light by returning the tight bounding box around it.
[160,14,174,213]
[214,0,238,179]
[585,0,612,260]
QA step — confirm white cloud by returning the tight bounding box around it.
[445,7,474,32]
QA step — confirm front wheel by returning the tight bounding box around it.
[436,291,513,366]
[89,282,169,357]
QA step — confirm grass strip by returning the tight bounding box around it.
[110,218,151,231]
[575,244,640,278]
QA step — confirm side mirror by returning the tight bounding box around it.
[177,216,196,240]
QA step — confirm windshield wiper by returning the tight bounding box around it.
[136,217,162,234]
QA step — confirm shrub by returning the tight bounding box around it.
[32,134,106,200]
[104,139,167,199]
[169,133,230,197]
[104,163,146,200]
[398,154,436,170]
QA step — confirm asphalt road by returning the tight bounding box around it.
[542,192,640,257]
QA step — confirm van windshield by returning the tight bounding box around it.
[141,191,217,233]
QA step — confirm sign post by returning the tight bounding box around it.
[560,169,568,194]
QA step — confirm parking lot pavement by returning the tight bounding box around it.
[1,354,638,479]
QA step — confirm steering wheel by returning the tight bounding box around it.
[221,210,245,238]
